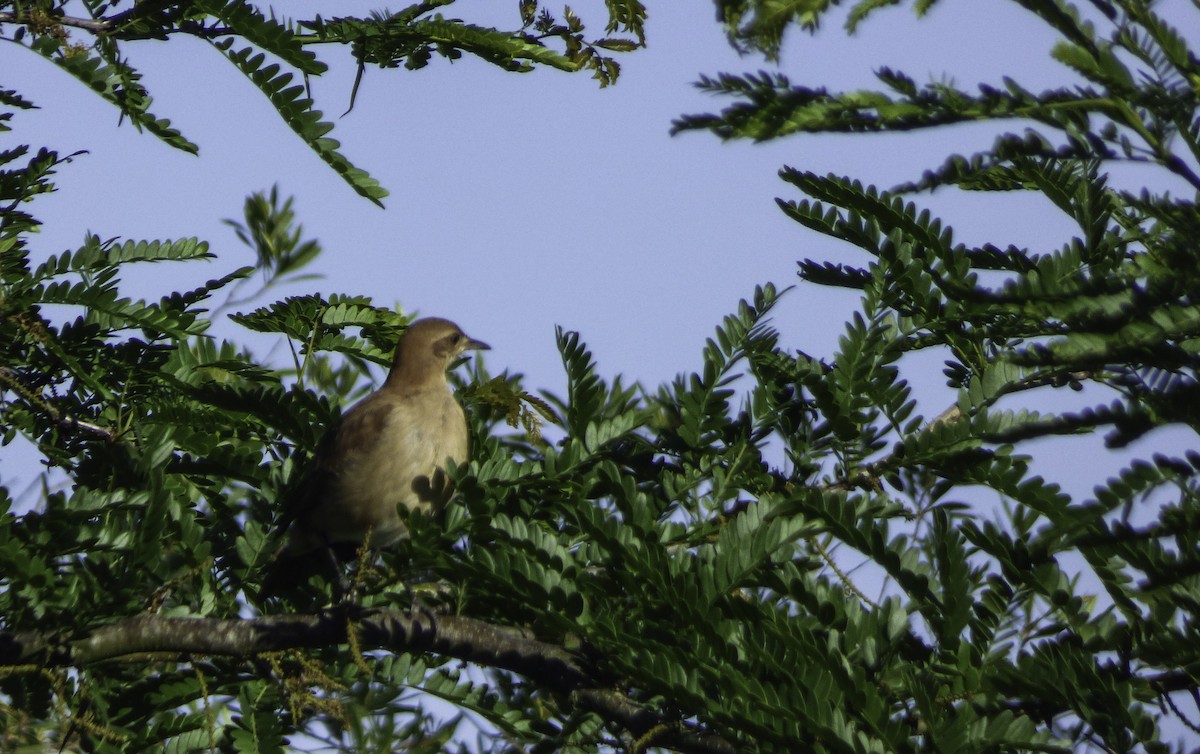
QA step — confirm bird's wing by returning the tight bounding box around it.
[289,391,413,524]
[270,414,342,540]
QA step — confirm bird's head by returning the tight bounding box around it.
[387,317,490,387]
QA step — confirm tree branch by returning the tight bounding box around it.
[0,366,118,442]
[0,608,735,754]
[0,11,111,33]
[820,368,1095,493]
[0,8,233,39]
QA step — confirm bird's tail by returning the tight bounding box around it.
[255,549,302,602]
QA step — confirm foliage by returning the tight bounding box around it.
[672,0,1200,750]
[3,0,1200,753]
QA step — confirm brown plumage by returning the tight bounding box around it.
[260,317,489,598]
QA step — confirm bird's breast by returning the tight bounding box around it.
[321,388,468,546]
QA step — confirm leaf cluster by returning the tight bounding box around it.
[671,1,1200,750]
[0,0,647,203]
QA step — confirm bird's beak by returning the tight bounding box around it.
[465,337,491,352]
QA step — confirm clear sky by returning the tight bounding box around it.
[5,0,1090,390]
[4,0,1195,499]
[5,0,1197,496]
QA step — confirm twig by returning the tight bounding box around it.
[809,535,879,609]
[0,11,110,33]
[0,11,234,38]
[0,367,117,442]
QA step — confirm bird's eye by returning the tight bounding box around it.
[450,333,463,344]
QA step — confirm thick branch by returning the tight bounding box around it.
[0,608,735,754]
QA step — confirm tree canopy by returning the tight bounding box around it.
[3,1,1200,753]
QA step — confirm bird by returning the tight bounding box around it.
[259,317,490,600]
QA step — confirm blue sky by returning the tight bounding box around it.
[4,0,1194,485]
[4,1,1090,389]
[2,2,1194,501]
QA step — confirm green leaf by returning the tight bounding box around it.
[29,36,198,154]
[212,40,388,205]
